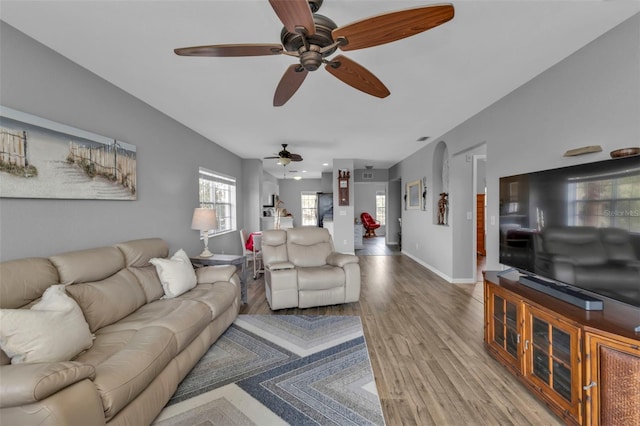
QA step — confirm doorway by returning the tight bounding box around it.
[473,155,487,282]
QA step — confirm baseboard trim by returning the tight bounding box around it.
[402,251,453,282]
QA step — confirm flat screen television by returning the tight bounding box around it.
[499,155,640,308]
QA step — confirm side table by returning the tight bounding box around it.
[190,254,247,304]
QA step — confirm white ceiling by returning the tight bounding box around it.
[2,1,639,179]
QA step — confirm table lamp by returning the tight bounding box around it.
[191,208,218,257]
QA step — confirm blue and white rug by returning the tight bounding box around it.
[153,315,385,426]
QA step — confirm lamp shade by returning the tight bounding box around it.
[278,157,291,166]
[191,208,218,231]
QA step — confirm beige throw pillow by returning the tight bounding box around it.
[0,285,94,364]
[149,249,197,298]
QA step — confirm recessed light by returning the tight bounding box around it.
[302,170,307,173]
[293,176,302,180]
[322,163,329,166]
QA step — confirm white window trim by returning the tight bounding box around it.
[198,167,237,237]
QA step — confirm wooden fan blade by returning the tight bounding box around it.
[290,154,303,161]
[333,4,454,51]
[264,156,280,159]
[269,0,315,35]
[174,44,283,57]
[325,55,390,98]
[273,64,309,107]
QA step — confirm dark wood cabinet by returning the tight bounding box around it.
[484,272,640,426]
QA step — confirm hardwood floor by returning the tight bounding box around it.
[240,255,562,425]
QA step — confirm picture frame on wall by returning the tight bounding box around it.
[407,179,421,210]
[0,106,137,200]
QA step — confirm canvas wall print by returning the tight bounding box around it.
[0,106,136,200]
[407,179,421,209]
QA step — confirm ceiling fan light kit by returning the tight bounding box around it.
[265,144,304,167]
[175,0,454,106]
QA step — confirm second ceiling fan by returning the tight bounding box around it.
[264,144,303,165]
[175,0,454,106]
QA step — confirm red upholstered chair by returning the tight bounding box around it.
[361,212,381,238]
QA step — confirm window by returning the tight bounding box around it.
[198,167,236,235]
[376,191,386,225]
[568,173,640,233]
[301,192,318,226]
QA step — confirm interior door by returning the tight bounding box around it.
[477,194,486,256]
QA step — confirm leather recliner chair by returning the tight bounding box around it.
[261,227,360,310]
[360,212,380,238]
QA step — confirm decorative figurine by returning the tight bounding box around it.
[437,192,448,225]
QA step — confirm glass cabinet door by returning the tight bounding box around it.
[486,285,521,370]
[524,306,582,424]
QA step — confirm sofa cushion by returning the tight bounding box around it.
[90,326,178,421]
[176,282,238,319]
[66,269,147,333]
[115,238,169,268]
[128,265,165,303]
[116,238,168,302]
[286,228,333,267]
[297,265,345,291]
[96,299,212,353]
[261,230,289,265]
[0,258,59,309]
[0,285,93,364]
[150,249,197,299]
[50,246,125,284]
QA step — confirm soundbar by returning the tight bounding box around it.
[519,275,604,311]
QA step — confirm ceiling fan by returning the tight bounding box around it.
[264,144,303,166]
[174,0,454,106]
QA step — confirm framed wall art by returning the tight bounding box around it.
[406,179,421,210]
[0,106,136,200]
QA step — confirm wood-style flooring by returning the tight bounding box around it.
[241,255,562,425]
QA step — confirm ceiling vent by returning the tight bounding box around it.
[362,171,374,180]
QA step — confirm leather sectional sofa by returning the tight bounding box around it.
[0,238,241,425]
[261,227,360,310]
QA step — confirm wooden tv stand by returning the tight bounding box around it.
[483,271,640,426]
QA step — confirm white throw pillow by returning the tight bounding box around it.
[150,249,197,298]
[0,285,94,364]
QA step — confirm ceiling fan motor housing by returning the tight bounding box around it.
[280,14,339,70]
[308,0,323,13]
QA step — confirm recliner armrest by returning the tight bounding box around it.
[327,253,359,268]
[195,265,236,283]
[0,361,96,408]
[266,261,295,271]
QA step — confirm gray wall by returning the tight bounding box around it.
[0,22,245,260]
[332,160,355,254]
[241,159,263,235]
[394,13,640,282]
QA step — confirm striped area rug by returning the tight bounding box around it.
[153,315,385,426]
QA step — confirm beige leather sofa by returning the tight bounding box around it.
[262,227,360,310]
[0,238,240,425]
